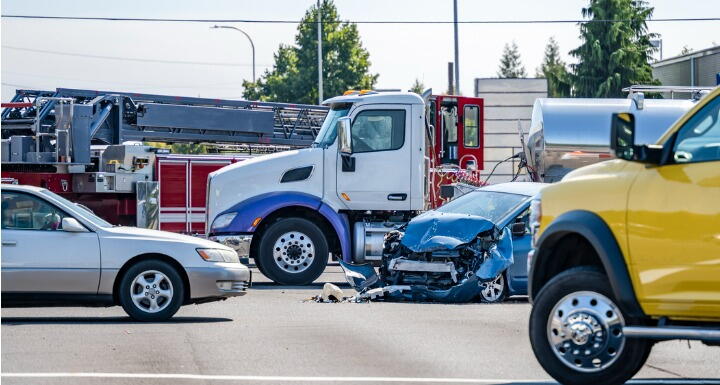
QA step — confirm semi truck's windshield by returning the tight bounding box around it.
[313,103,351,147]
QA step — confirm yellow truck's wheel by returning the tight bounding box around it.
[529,267,651,385]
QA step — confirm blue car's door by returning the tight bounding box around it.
[506,209,531,295]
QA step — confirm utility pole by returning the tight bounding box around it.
[453,0,460,95]
[317,0,324,104]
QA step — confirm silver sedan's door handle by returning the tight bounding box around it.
[2,240,17,246]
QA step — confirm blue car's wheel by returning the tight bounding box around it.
[479,273,507,303]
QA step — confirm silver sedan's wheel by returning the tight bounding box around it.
[272,231,315,274]
[479,274,506,303]
[129,270,174,313]
[547,291,625,373]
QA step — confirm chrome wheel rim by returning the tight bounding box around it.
[272,231,315,274]
[480,274,505,302]
[547,291,625,373]
[130,270,173,313]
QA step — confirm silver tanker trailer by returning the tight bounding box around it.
[525,86,715,182]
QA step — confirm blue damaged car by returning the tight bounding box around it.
[339,182,547,303]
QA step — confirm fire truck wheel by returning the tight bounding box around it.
[258,217,328,285]
[118,260,184,322]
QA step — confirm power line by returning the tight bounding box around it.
[2,46,267,67]
[2,70,248,89]
[2,14,719,24]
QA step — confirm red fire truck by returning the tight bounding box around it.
[1,88,485,235]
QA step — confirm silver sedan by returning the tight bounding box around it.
[1,184,251,321]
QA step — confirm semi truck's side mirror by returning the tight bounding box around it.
[610,112,662,164]
[337,117,353,155]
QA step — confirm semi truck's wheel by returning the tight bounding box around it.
[529,267,651,385]
[118,260,184,322]
[258,217,328,285]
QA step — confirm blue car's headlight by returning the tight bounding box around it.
[211,212,237,230]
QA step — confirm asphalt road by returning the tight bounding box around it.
[2,266,719,385]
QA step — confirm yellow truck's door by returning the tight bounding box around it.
[626,95,720,319]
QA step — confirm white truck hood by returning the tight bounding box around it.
[206,147,325,229]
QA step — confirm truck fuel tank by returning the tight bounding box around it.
[352,221,404,263]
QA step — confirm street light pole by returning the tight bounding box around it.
[211,25,256,83]
[317,0,324,104]
[453,0,460,95]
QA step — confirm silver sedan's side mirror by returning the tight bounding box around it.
[62,217,88,232]
[337,117,353,155]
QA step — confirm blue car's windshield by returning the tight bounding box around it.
[313,103,352,147]
[435,190,527,223]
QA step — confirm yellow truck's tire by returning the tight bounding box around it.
[529,267,651,385]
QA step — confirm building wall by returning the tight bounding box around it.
[652,46,720,89]
[474,78,547,184]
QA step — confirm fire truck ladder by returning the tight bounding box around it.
[1,88,328,165]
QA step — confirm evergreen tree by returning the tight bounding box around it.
[242,0,377,104]
[410,78,425,94]
[497,41,527,78]
[536,37,572,97]
[570,0,659,97]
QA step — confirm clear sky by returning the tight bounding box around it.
[1,0,718,102]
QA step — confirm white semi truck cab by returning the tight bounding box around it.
[206,91,432,284]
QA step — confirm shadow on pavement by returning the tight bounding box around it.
[250,282,350,290]
[1,316,232,325]
[494,379,720,385]
[626,379,720,385]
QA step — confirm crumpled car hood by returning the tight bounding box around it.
[338,212,514,303]
[401,212,497,252]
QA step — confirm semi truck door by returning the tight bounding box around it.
[457,98,484,170]
[440,105,459,164]
[336,104,412,210]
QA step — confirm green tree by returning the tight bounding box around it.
[680,45,693,55]
[146,142,208,154]
[242,0,377,104]
[536,37,572,97]
[409,78,425,94]
[497,41,527,78]
[570,0,659,97]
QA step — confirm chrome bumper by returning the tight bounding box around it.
[210,234,253,258]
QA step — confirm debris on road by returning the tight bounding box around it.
[321,283,346,302]
[337,212,513,303]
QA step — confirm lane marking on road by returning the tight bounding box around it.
[1,372,550,383]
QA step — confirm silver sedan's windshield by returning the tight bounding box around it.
[435,190,528,223]
[40,190,114,228]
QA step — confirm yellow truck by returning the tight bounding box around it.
[527,86,720,385]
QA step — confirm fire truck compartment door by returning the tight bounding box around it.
[336,104,412,210]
